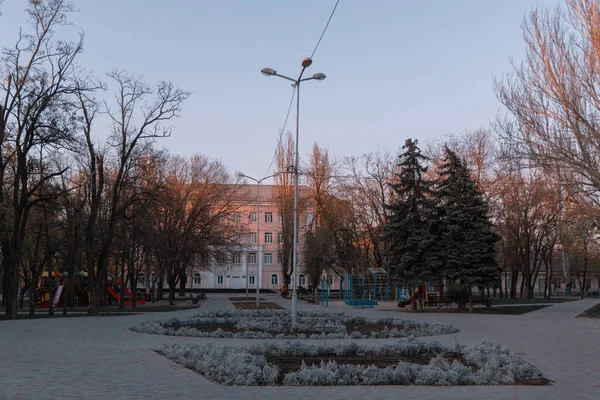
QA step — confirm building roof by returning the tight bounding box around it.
[234,184,311,203]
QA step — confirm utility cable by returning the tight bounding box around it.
[310,0,340,59]
[260,0,340,179]
[261,86,296,179]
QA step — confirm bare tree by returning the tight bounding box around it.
[148,153,241,304]
[495,0,600,203]
[0,0,83,319]
[79,71,189,314]
[275,133,297,290]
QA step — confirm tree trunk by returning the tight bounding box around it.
[3,253,19,320]
[179,272,186,297]
[19,282,29,310]
[157,275,164,300]
[169,281,176,306]
[417,291,423,312]
[119,273,126,309]
[468,294,473,313]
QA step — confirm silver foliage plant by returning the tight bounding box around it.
[159,339,545,386]
[130,310,458,339]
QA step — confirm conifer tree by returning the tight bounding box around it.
[436,147,500,311]
[384,139,438,310]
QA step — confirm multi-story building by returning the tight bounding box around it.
[173,184,333,292]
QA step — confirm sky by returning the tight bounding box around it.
[0,0,558,182]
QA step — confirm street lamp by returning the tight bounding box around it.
[238,172,279,308]
[261,57,326,325]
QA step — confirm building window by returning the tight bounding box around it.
[278,232,283,244]
[277,253,283,265]
[248,252,257,264]
[193,273,201,284]
[270,274,279,286]
[232,252,241,264]
[232,212,241,223]
[306,212,314,225]
[216,252,225,264]
[217,275,224,285]
[249,232,257,244]
[249,275,256,285]
[264,232,273,244]
[265,212,273,223]
[278,213,283,224]
[328,274,334,288]
[249,212,257,223]
[264,253,273,264]
[299,274,306,287]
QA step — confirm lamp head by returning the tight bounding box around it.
[302,57,313,67]
[237,173,246,178]
[261,68,276,76]
[313,73,326,81]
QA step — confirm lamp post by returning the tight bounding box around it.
[238,172,279,308]
[261,57,326,325]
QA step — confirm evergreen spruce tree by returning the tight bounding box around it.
[436,147,500,311]
[384,139,438,310]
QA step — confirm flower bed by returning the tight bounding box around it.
[158,339,549,386]
[131,310,458,339]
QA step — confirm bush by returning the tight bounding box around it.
[130,309,458,339]
[159,339,546,386]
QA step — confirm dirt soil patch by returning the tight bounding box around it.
[422,305,550,315]
[263,353,551,385]
[229,297,265,302]
[168,319,403,336]
[232,302,284,310]
[265,351,470,373]
[344,322,404,335]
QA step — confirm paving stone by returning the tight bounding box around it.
[0,294,598,399]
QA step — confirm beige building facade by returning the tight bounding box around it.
[176,184,335,292]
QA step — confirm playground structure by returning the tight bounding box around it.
[342,268,390,308]
[36,271,90,308]
[107,278,146,306]
[36,273,147,308]
[396,282,441,307]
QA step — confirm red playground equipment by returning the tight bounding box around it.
[107,278,146,306]
[36,271,66,307]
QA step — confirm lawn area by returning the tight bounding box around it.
[491,297,577,305]
[577,303,600,318]
[425,305,550,315]
[0,301,202,320]
[0,312,138,320]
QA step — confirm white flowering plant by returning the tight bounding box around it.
[130,310,458,339]
[158,339,547,386]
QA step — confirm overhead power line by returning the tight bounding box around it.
[261,86,296,179]
[311,0,341,59]
[260,0,341,180]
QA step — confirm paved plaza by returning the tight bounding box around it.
[1,294,599,400]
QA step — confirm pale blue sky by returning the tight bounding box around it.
[0,0,556,180]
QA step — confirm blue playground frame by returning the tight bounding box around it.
[342,268,389,308]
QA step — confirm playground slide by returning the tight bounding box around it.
[107,286,133,306]
[125,288,146,304]
[52,285,64,307]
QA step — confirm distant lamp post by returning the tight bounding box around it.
[261,57,326,325]
[238,172,279,308]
